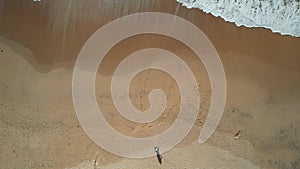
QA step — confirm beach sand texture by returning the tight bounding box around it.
[0,0,300,169]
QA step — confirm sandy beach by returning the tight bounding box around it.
[0,0,300,168]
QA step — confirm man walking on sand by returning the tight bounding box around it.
[154,146,162,165]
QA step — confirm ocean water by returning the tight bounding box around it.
[177,0,300,37]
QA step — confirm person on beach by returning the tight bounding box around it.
[154,146,162,165]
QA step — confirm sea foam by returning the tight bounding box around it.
[177,0,300,37]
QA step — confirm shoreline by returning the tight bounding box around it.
[0,0,299,71]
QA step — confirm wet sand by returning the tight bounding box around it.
[0,0,300,168]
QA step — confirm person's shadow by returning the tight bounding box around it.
[157,154,162,164]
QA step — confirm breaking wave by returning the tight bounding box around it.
[177,0,300,37]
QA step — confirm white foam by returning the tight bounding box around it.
[177,0,300,37]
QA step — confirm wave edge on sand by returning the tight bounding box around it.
[177,0,300,37]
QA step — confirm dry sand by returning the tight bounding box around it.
[0,0,300,169]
